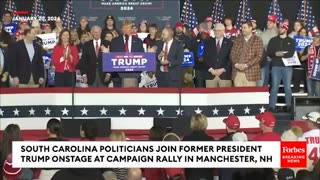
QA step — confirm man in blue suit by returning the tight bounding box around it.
[155,27,184,88]
[110,21,144,87]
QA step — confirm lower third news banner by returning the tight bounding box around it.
[12,141,307,168]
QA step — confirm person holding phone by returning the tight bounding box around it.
[52,29,79,87]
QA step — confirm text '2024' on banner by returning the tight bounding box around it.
[12,141,308,168]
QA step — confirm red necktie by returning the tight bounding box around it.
[95,41,99,58]
[163,42,169,72]
[216,40,221,54]
[125,36,129,52]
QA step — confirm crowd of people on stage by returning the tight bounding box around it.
[0,11,320,105]
[0,111,319,180]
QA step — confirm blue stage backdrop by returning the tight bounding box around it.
[73,0,180,29]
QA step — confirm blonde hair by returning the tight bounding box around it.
[190,114,208,131]
[122,20,133,28]
[109,131,126,141]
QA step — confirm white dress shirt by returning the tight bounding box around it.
[93,39,101,54]
[160,39,173,72]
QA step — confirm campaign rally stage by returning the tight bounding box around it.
[12,141,307,169]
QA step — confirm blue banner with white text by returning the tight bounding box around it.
[182,52,195,67]
[103,52,156,72]
[294,36,312,52]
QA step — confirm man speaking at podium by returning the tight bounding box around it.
[110,21,144,87]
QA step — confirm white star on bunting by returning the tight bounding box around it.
[0,108,4,116]
[44,107,51,116]
[259,106,266,113]
[137,107,146,115]
[119,107,127,115]
[175,108,184,116]
[29,108,35,116]
[194,107,202,114]
[228,107,235,114]
[13,108,20,116]
[156,108,165,116]
[81,108,89,116]
[244,107,251,115]
[61,108,69,116]
[100,107,108,116]
[212,107,219,116]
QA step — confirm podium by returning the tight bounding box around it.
[103,52,156,87]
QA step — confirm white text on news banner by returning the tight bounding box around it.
[12,141,281,168]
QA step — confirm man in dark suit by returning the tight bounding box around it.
[76,25,112,87]
[156,27,184,87]
[110,20,144,87]
[204,23,232,87]
[10,28,44,88]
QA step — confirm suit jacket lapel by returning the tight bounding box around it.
[33,42,38,61]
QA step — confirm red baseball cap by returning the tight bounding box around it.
[255,111,276,127]
[267,14,277,23]
[166,168,183,177]
[223,114,240,130]
[205,17,213,23]
[3,154,22,179]
[175,22,184,29]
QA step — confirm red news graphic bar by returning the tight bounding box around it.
[13,11,29,15]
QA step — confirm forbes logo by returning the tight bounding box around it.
[282,146,305,153]
[280,141,307,168]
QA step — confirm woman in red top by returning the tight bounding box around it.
[52,29,79,87]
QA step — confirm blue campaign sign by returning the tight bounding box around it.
[43,53,52,70]
[182,52,195,67]
[47,67,55,86]
[4,23,17,35]
[103,52,156,72]
[310,58,320,81]
[197,42,204,58]
[294,36,312,51]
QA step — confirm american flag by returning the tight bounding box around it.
[4,0,18,24]
[296,0,315,31]
[30,0,48,24]
[235,0,252,29]
[61,0,77,30]
[211,0,225,24]
[180,0,198,31]
[267,0,283,23]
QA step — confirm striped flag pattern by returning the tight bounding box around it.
[31,0,48,24]
[296,0,315,31]
[267,0,283,23]
[61,0,77,30]
[235,0,252,29]
[180,0,198,31]
[0,89,269,133]
[211,0,225,24]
